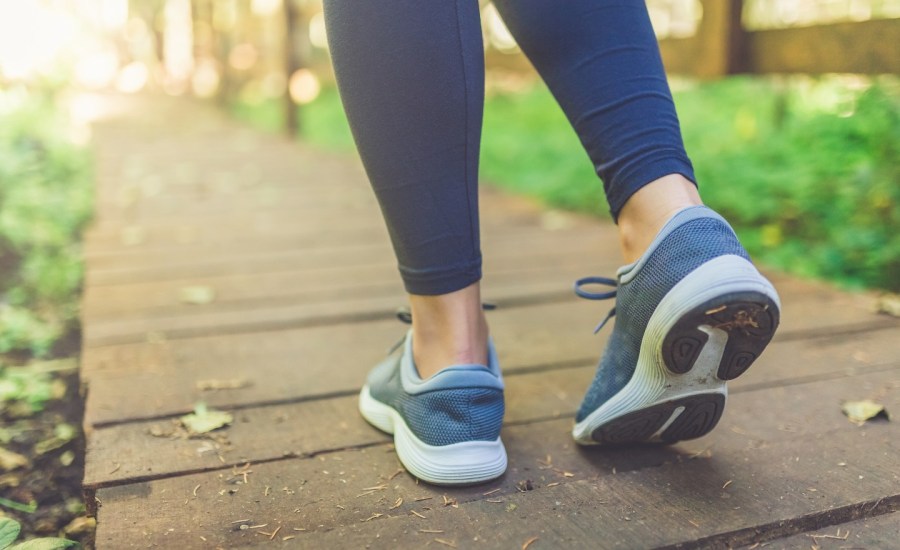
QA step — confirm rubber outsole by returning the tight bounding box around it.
[588,293,779,446]
[663,291,780,380]
[573,255,781,446]
[591,393,726,445]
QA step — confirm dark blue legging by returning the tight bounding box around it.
[323,0,695,295]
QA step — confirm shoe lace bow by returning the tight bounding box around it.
[574,276,618,334]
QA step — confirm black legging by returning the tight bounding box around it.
[323,0,695,295]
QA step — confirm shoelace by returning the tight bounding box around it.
[574,276,618,334]
[387,303,497,354]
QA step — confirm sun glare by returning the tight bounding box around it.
[0,2,78,80]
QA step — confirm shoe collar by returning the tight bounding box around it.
[616,205,728,285]
[399,330,505,395]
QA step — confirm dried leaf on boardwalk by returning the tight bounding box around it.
[180,403,233,434]
[841,400,890,425]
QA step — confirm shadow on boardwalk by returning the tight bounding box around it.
[79,93,899,549]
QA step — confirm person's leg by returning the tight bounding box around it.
[323,0,488,378]
[494,0,781,445]
[493,0,700,253]
[323,0,506,485]
[617,174,702,262]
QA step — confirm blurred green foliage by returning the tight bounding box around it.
[233,76,900,292]
[676,77,900,292]
[0,366,58,416]
[0,86,92,356]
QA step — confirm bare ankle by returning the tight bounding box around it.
[409,283,489,379]
[617,174,703,263]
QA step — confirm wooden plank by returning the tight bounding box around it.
[748,19,900,75]
[90,376,900,547]
[83,341,900,486]
[80,261,889,348]
[79,266,614,348]
[84,242,396,286]
[756,511,899,549]
[79,300,606,426]
[80,233,618,318]
[82,190,605,281]
[80,289,898,427]
[83,215,602,270]
[88,159,566,235]
[81,231,595,287]
[84,212,389,253]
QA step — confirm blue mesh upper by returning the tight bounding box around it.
[575,211,749,422]
[367,341,505,447]
[392,388,504,446]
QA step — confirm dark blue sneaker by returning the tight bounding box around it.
[359,331,507,485]
[573,206,781,445]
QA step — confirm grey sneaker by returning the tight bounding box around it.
[573,206,781,445]
[359,331,507,485]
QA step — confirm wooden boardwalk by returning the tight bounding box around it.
[80,94,899,549]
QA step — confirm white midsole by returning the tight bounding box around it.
[359,386,507,485]
[573,255,780,444]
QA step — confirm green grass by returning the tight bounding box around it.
[0,85,92,357]
[232,75,900,292]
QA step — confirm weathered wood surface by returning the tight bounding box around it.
[84,363,900,487]
[92,416,899,548]
[754,511,899,549]
[81,314,898,428]
[81,94,900,549]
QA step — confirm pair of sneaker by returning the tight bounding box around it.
[359,207,781,486]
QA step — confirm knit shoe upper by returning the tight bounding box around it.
[575,206,751,423]
[365,331,505,446]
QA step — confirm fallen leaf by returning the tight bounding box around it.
[180,403,233,434]
[33,420,77,455]
[0,516,21,548]
[55,423,77,442]
[873,293,900,318]
[0,447,29,472]
[63,516,96,538]
[179,286,216,305]
[7,537,78,549]
[841,400,890,424]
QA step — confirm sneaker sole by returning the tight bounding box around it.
[573,254,781,445]
[359,385,508,485]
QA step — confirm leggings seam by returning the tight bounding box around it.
[452,0,478,262]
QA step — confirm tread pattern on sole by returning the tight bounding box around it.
[662,291,780,381]
[590,393,726,445]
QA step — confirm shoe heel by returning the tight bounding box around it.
[663,291,780,379]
